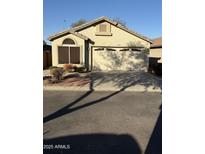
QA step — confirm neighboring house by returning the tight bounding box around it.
[148,37,162,75]
[43,43,52,69]
[48,16,153,71]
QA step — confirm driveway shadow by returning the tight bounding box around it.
[43,82,135,123]
[44,72,161,123]
[44,73,138,123]
[145,104,162,154]
[91,71,161,90]
[44,133,142,154]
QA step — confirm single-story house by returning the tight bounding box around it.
[148,37,162,75]
[48,16,153,71]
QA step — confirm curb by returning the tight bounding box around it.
[43,86,161,92]
[43,86,89,91]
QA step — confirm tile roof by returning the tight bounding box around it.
[151,37,162,48]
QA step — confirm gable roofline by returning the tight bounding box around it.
[48,30,89,41]
[70,31,89,40]
[48,16,153,43]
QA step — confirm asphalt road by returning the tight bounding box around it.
[43,90,161,154]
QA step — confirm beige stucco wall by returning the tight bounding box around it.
[149,48,162,63]
[79,21,150,71]
[51,21,151,70]
[79,21,150,48]
[51,34,84,67]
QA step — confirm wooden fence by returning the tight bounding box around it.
[43,50,52,69]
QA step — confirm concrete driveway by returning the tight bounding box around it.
[44,71,162,92]
[90,71,161,92]
[43,90,161,154]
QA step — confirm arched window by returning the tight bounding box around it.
[62,38,75,45]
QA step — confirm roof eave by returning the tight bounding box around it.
[151,45,162,48]
[48,16,153,43]
[48,30,88,41]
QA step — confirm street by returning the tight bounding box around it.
[44,90,161,154]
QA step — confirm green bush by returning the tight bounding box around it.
[50,67,64,81]
[49,66,58,69]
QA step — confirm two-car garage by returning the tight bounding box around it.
[92,46,148,71]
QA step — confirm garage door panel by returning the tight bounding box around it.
[93,48,148,71]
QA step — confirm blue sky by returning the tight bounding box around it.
[44,0,161,42]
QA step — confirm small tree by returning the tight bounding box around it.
[43,40,47,46]
[71,19,87,28]
[113,17,126,27]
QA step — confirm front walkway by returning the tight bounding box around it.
[43,71,162,92]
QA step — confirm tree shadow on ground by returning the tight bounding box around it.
[145,104,162,154]
[43,78,137,123]
[91,46,161,89]
[44,133,142,154]
[92,45,149,71]
[91,71,161,90]
[44,71,161,123]
[43,77,94,123]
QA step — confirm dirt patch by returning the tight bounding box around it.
[44,76,90,87]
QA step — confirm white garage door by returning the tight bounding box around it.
[92,47,148,71]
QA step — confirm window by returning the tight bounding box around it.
[131,48,141,51]
[106,48,116,51]
[70,47,80,64]
[58,46,80,64]
[58,46,69,64]
[62,38,75,45]
[96,22,112,36]
[94,48,104,51]
[119,48,129,51]
[99,24,107,32]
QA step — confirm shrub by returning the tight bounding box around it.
[74,66,86,73]
[49,66,58,69]
[63,64,74,72]
[50,67,64,81]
